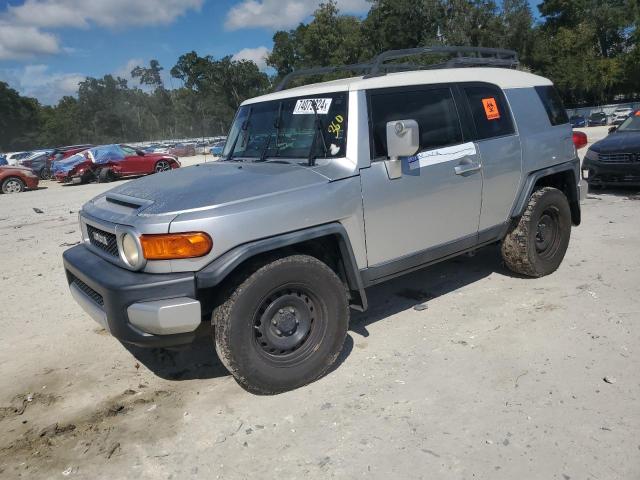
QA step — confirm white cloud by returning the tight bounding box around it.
[232,46,270,70]
[4,0,204,29]
[0,65,85,104]
[0,0,203,60]
[225,0,369,31]
[0,22,60,60]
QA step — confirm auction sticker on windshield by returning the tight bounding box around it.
[294,98,333,115]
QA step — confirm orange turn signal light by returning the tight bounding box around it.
[140,232,212,260]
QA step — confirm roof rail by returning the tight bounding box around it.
[274,46,518,91]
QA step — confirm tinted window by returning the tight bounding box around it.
[535,86,569,126]
[463,85,515,140]
[369,87,462,159]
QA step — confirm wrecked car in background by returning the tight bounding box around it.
[53,144,180,184]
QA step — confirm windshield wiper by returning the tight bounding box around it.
[225,107,253,161]
[257,102,283,162]
[307,100,328,167]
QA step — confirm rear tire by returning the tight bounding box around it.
[154,160,171,173]
[501,187,571,277]
[40,168,51,180]
[213,255,349,394]
[1,177,25,194]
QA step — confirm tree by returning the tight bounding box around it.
[131,59,165,90]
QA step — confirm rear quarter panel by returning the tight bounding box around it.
[505,87,575,177]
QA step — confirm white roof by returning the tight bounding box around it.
[243,68,552,105]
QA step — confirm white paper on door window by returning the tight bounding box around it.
[408,142,477,170]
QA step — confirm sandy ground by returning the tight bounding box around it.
[1,126,639,479]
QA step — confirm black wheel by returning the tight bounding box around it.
[98,168,114,183]
[213,255,349,394]
[501,187,571,277]
[154,160,171,173]
[40,168,51,180]
[1,176,25,194]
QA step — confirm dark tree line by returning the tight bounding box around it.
[1,0,638,151]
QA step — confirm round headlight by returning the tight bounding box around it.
[122,233,140,266]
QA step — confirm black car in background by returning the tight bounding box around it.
[588,111,608,126]
[582,112,640,187]
[570,115,586,128]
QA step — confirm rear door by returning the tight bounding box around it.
[459,83,522,236]
[360,85,483,268]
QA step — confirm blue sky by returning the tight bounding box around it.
[0,0,543,104]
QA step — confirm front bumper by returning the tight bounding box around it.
[24,175,39,189]
[582,159,640,186]
[63,244,203,347]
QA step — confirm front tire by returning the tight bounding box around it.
[213,255,349,394]
[501,187,571,277]
[1,177,25,194]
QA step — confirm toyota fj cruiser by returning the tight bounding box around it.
[63,47,584,394]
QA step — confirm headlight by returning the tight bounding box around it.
[122,232,140,267]
[584,149,599,161]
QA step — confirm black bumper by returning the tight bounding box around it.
[63,244,199,347]
[582,159,640,186]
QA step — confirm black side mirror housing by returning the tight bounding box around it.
[136,150,145,156]
[608,126,617,134]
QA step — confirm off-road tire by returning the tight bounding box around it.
[501,187,571,277]
[1,176,25,194]
[213,254,349,394]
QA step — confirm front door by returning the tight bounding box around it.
[360,85,483,272]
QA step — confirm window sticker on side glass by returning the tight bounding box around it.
[408,142,477,170]
[293,98,333,115]
[481,97,501,120]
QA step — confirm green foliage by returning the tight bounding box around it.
[1,0,637,151]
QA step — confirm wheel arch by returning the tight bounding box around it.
[196,223,367,312]
[511,160,581,226]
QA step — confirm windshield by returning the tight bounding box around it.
[222,92,348,162]
[617,114,640,132]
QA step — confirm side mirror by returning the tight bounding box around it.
[136,149,145,156]
[608,126,617,134]
[385,120,419,180]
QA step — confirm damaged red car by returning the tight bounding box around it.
[53,144,180,184]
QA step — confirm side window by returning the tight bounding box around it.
[463,85,515,140]
[369,87,463,159]
[535,85,569,126]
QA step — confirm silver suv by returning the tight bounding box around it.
[63,47,584,393]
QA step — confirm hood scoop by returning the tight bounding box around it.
[105,193,154,211]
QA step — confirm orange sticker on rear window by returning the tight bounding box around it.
[482,97,500,120]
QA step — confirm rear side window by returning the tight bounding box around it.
[463,85,515,140]
[368,87,462,159]
[535,86,569,126]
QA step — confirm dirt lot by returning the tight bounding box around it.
[1,132,639,479]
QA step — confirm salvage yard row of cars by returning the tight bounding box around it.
[0,137,227,194]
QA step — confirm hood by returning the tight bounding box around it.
[53,152,88,173]
[591,132,640,154]
[89,161,330,216]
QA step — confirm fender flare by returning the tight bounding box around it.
[510,159,580,222]
[196,223,368,311]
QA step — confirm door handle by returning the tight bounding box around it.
[454,161,481,175]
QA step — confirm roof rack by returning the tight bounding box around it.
[274,46,518,91]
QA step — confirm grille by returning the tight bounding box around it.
[87,224,118,257]
[598,152,634,163]
[72,277,104,306]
